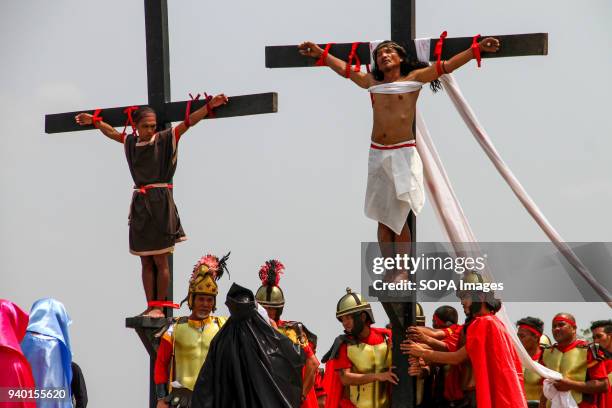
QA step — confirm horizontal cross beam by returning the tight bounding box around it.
[265,33,547,68]
[45,92,278,134]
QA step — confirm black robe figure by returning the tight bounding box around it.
[191,283,304,408]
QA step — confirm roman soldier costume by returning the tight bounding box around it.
[322,288,392,408]
[154,253,229,407]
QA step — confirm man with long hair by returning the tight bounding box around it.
[298,39,499,281]
[401,272,527,408]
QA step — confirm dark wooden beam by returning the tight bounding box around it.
[45,93,278,134]
[391,0,415,46]
[265,33,548,68]
[144,0,171,114]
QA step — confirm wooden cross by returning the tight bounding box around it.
[44,1,276,407]
[265,1,547,406]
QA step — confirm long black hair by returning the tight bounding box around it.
[371,41,442,93]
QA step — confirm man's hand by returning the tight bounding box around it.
[552,377,575,392]
[75,113,93,126]
[400,339,431,358]
[156,399,169,408]
[209,94,229,109]
[375,367,399,385]
[479,37,500,53]
[406,326,428,344]
[298,41,324,59]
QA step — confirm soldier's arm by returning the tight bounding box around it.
[75,113,124,143]
[302,354,319,399]
[553,377,608,394]
[339,367,399,386]
[409,37,500,84]
[298,41,373,89]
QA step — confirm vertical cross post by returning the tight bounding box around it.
[389,2,417,406]
[144,3,172,407]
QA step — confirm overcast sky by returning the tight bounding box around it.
[1,0,610,406]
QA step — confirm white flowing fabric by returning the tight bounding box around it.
[411,38,563,381]
[543,380,579,408]
[415,111,561,381]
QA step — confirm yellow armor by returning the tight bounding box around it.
[346,340,392,408]
[542,344,588,405]
[277,323,309,348]
[170,316,227,391]
[524,349,544,401]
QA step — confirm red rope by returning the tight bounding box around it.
[344,42,362,78]
[91,109,103,127]
[204,93,215,118]
[434,31,448,75]
[148,300,180,309]
[471,34,482,68]
[135,184,173,194]
[315,43,334,66]
[184,93,201,128]
[121,106,140,138]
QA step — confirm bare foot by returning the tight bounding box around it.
[145,307,165,318]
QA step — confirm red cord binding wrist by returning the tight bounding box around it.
[183,93,201,128]
[91,109,103,127]
[434,31,448,75]
[471,34,482,68]
[121,106,139,138]
[344,42,362,78]
[315,43,333,66]
[204,93,215,118]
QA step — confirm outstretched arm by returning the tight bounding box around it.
[410,37,500,84]
[298,41,373,89]
[174,94,229,139]
[75,113,124,144]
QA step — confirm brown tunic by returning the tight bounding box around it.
[124,128,186,256]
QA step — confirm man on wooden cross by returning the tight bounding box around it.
[298,38,499,281]
[74,95,228,318]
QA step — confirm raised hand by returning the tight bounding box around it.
[75,113,93,126]
[298,41,324,59]
[479,37,500,53]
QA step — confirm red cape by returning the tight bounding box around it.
[465,314,526,408]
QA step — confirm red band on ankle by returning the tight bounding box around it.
[148,301,180,309]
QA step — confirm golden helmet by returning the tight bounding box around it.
[540,334,552,346]
[255,260,285,308]
[456,270,489,298]
[185,252,230,309]
[336,288,375,324]
[416,302,426,326]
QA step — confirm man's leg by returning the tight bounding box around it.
[394,220,412,279]
[151,253,170,318]
[140,255,155,315]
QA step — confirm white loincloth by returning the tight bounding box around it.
[365,140,425,235]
